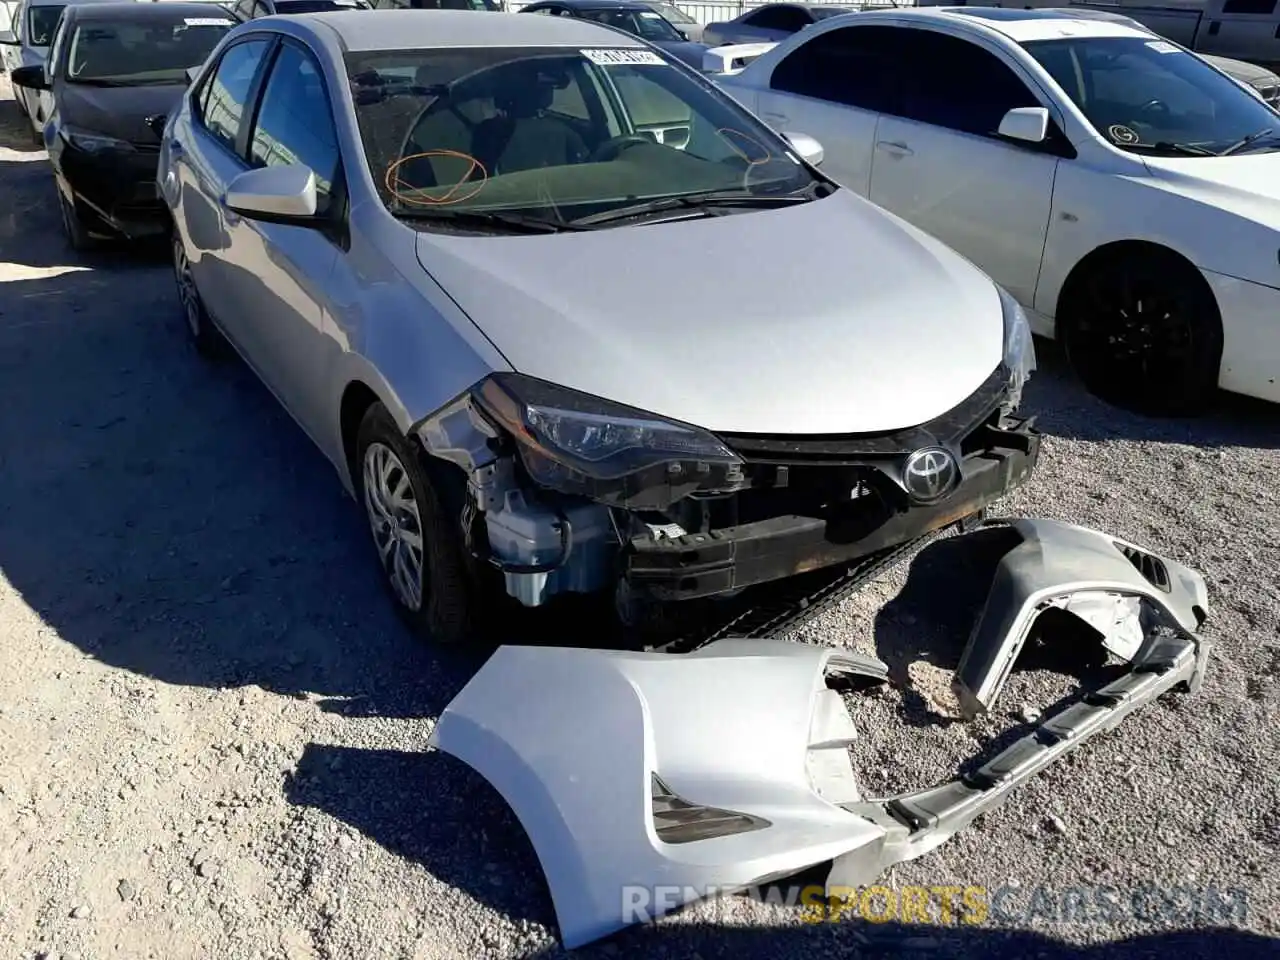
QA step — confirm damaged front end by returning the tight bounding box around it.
[427,519,1211,950]
[415,367,1039,616]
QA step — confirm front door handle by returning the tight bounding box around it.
[876,140,913,156]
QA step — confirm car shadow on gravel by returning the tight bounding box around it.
[872,527,1113,730]
[544,922,1279,960]
[0,264,480,723]
[1024,338,1279,450]
[288,743,555,925]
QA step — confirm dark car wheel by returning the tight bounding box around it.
[1059,248,1223,417]
[58,191,96,252]
[171,233,224,357]
[355,402,489,646]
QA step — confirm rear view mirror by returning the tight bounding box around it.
[997,106,1049,144]
[782,131,824,166]
[10,64,49,90]
[224,163,318,222]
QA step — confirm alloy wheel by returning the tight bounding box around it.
[172,236,201,339]
[362,442,427,612]
[1068,268,1196,397]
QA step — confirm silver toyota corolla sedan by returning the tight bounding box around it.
[158,10,1039,644]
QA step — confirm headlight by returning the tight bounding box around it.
[999,285,1035,413]
[64,128,135,155]
[466,373,747,510]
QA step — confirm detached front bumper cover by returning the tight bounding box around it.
[427,519,1211,950]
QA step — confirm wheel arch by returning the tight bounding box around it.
[1054,239,1220,335]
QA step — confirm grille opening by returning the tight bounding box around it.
[651,774,770,844]
[1113,542,1172,592]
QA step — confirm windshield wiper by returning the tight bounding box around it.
[569,184,825,228]
[1217,127,1276,156]
[1121,139,1217,157]
[390,207,586,234]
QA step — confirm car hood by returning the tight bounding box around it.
[654,38,708,68]
[414,190,1004,435]
[1201,53,1277,86]
[57,81,185,144]
[1142,151,1280,229]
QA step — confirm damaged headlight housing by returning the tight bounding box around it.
[470,373,748,511]
[63,127,136,155]
[999,285,1036,414]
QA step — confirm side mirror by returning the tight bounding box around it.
[145,113,168,137]
[0,29,17,44]
[997,105,1049,144]
[10,64,50,90]
[782,130,823,166]
[186,64,201,85]
[224,163,319,222]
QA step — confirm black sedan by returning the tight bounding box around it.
[519,0,707,69]
[10,1,234,249]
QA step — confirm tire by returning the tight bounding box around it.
[1059,248,1223,417]
[171,232,223,358]
[58,191,96,252]
[355,402,486,646]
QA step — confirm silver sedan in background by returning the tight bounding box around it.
[702,2,858,47]
[159,9,1038,644]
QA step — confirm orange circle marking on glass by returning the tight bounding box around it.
[385,150,488,206]
[715,127,773,166]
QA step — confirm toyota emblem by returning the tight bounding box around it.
[902,446,959,503]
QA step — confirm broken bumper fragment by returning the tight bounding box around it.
[427,519,1210,950]
[953,517,1211,718]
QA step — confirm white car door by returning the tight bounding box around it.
[752,24,905,195]
[863,25,1059,308]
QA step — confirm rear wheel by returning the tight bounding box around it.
[1059,248,1222,416]
[355,402,488,646]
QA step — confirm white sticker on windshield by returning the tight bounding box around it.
[1146,39,1179,53]
[183,17,233,25]
[581,48,664,66]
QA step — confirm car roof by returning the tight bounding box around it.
[301,8,644,50]
[878,6,1150,42]
[531,0,651,9]
[65,0,233,19]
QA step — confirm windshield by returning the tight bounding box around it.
[66,16,233,84]
[28,4,66,45]
[275,0,369,11]
[577,8,684,42]
[650,2,695,24]
[347,46,821,229]
[1024,35,1280,156]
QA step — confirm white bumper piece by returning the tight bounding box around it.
[428,520,1211,950]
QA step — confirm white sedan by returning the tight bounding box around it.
[716,7,1280,415]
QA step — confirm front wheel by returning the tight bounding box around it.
[1059,249,1223,417]
[58,191,96,252]
[171,233,223,357]
[355,402,486,646]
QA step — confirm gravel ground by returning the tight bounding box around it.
[1,73,1278,960]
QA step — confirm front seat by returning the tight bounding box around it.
[470,74,588,175]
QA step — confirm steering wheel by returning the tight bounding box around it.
[590,134,653,162]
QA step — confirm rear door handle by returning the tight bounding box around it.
[876,140,913,156]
